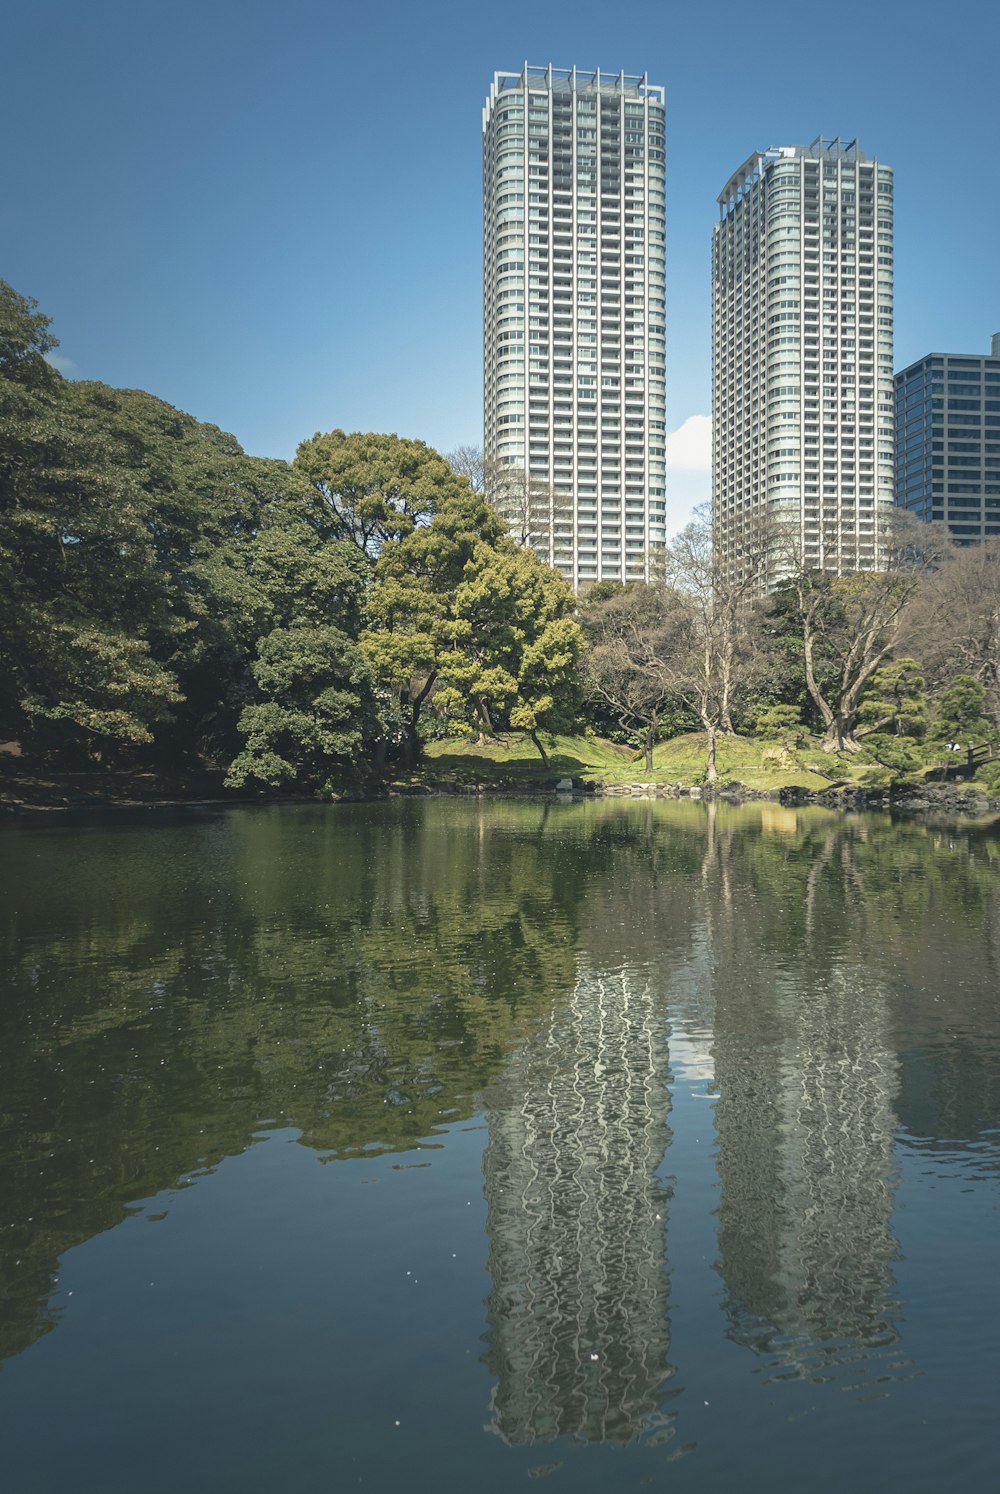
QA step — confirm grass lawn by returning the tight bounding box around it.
[418,733,631,785]
[415,732,865,792]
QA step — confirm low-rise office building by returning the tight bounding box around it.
[894,335,1000,541]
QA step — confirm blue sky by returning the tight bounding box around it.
[4,0,998,529]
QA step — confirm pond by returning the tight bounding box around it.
[0,799,998,1492]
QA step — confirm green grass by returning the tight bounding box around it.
[418,732,630,785]
[602,733,837,790]
[414,731,866,792]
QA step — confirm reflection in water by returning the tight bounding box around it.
[482,964,672,1445]
[1,799,1000,1475]
[700,810,908,1382]
[714,968,902,1378]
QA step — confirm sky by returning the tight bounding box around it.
[4,0,999,533]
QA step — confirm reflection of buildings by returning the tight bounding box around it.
[483,964,673,1444]
[714,964,902,1376]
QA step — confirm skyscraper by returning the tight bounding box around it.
[483,64,667,588]
[894,335,1000,542]
[712,140,895,588]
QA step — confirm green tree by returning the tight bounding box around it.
[365,493,582,767]
[858,659,928,740]
[0,287,187,759]
[225,624,377,796]
[294,428,471,557]
[929,675,997,748]
[751,703,805,746]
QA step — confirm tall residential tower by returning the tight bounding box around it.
[483,64,667,587]
[712,139,895,587]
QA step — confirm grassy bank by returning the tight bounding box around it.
[416,731,856,793]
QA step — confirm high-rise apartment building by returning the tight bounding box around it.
[483,64,667,588]
[712,139,895,587]
[894,335,1000,542]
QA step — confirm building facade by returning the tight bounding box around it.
[894,335,1000,542]
[483,64,667,587]
[712,139,895,587]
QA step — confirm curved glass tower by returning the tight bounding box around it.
[712,139,895,588]
[483,64,667,587]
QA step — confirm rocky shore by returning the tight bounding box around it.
[3,766,998,821]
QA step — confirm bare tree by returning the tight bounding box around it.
[447,444,572,563]
[773,510,943,753]
[901,534,1000,729]
[581,583,691,771]
[446,444,485,494]
[665,510,772,737]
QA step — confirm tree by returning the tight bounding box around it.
[853,660,929,781]
[364,492,581,767]
[295,429,470,557]
[901,536,1000,731]
[665,510,770,735]
[857,659,927,741]
[928,675,997,751]
[772,513,937,753]
[0,289,189,759]
[580,583,691,771]
[448,443,573,562]
[660,513,770,781]
[432,543,582,766]
[224,624,377,796]
[752,703,805,746]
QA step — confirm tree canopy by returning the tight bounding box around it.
[4,278,1000,797]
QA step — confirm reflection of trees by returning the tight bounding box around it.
[482,965,673,1445]
[0,801,590,1363]
[2,796,1000,1388]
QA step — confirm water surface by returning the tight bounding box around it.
[1,799,998,1491]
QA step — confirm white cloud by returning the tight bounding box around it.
[665,413,712,472]
[663,414,712,538]
[44,353,78,375]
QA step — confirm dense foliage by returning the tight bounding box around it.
[3,279,998,794]
[0,282,582,790]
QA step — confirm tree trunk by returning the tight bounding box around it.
[530,728,549,768]
[704,722,718,783]
[821,718,861,753]
[719,642,737,735]
[802,617,835,739]
[644,721,655,773]
[400,672,437,770]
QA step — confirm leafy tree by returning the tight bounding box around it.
[440,544,581,765]
[857,659,928,740]
[929,675,997,748]
[294,429,470,557]
[225,624,377,796]
[855,660,929,782]
[365,492,581,767]
[0,288,187,759]
[751,703,804,746]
